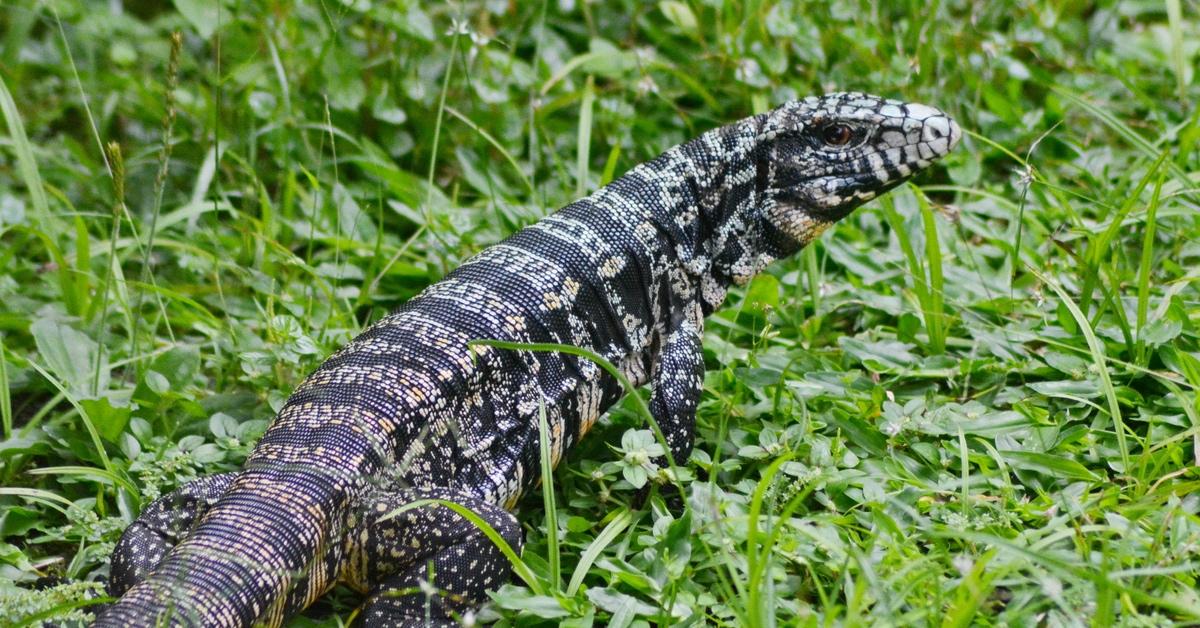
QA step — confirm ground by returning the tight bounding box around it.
[0,1,1198,626]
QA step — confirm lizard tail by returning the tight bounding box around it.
[94,466,359,628]
[97,353,402,627]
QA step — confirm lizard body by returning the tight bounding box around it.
[97,93,959,627]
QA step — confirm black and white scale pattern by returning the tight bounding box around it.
[97,92,960,627]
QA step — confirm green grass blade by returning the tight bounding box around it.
[1134,172,1165,364]
[1165,0,1186,99]
[942,550,998,628]
[937,529,1200,619]
[0,335,10,440]
[0,487,76,513]
[1157,354,1200,465]
[11,596,114,628]
[917,188,946,353]
[880,194,940,352]
[25,465,139,497]
[24,359,114,476]
[1051,87,1192,193]
[382,498,545,596]
[536,397,562,592]
[566,508,636,597]
[1080,151,1168,313]
[600,141,622,186]
[52,7,115,187]
[745,453,794,627]
[422,22,461,243]
[575,75,595,198]
[0,72,54,230]
[1029,267,1131,479]
[446,106,536,199]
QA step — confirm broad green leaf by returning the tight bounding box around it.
[30,319,106,396]
[173,0,220,38]
[743,273,780,312]
[78,396,131,443]
[998,450,1100,482]
[659,1,699,35]
[580,39,639,78]
[839,337,919,371]
[1027,379,1101,399]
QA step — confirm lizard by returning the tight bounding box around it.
[95,92,960,627]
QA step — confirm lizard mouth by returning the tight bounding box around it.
[773,172,900,222]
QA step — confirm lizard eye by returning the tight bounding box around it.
[822,123,854,146]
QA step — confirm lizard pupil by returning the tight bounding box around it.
[822,124,853,146]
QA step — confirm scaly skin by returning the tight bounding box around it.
[97,93,960,627]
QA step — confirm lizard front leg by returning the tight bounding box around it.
[649,318,705,472]
[345,486,523,627]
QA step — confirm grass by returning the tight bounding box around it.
[0,0,1198,626]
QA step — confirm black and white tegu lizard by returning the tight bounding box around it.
[98,92,960,627]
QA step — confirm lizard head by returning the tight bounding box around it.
[754,92,960,250]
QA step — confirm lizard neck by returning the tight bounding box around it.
[633,112,783,314]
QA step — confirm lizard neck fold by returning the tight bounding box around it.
[634,113,777,313]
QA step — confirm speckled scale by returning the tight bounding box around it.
[98,93,959,627]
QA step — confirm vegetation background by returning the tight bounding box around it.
[0,0,1198,625]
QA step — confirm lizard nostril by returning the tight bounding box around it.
[924,118,947,139]
[922,117,957,151]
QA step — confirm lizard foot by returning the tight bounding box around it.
[347,487,523,627]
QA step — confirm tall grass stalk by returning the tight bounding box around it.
[1134,173,1165,365]
[575,75,595,198]
[1032,268,1132,479]
[446,106,536,197]
[1165,0,1186,99]
[536,398,562,591]
[880,189,947,354]
[0,73,53,231]
[802,244,822,345]
[130,31,184,364]
[1079,152,1167,314]
[918,190,946,353]
[91,143,125,394]
[25,360,113,476]
[566,509,635,597]
[423,16,462,249]
[0,336,10,440]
